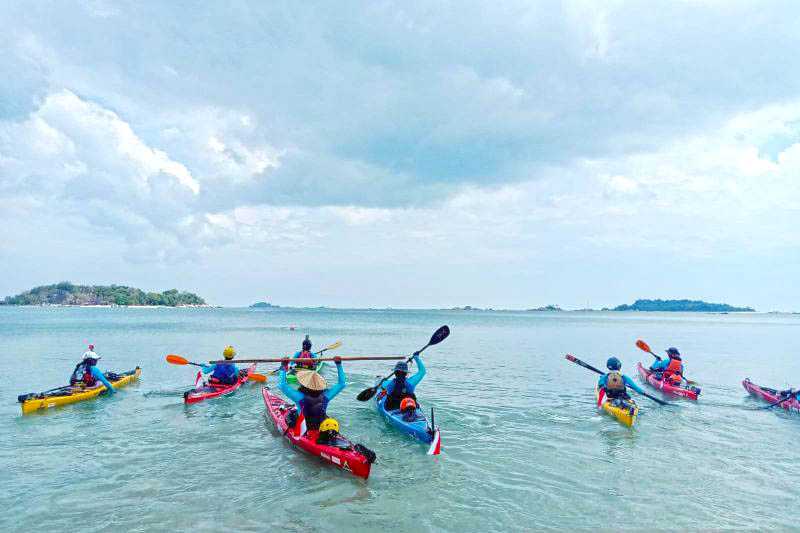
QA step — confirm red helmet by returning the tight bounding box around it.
[400,397,416,411]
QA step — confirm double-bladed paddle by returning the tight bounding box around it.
[356,325,450,402]
[165,354,267,382]
[565,353,670,406]
[758,389,798,410]
[267,340,343,375]
[635,339,697,385]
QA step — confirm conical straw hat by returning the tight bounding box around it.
[296,370,327,391]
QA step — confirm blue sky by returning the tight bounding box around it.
[1,1,799,309]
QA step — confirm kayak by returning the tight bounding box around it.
[637,362,700,400]
[285,360,327,385]
[595,385,638,427]
[18,367,141,414]
[262,387,375,479]
[184,364,256,404]
[742,378,800,413]
[375,391,436,445]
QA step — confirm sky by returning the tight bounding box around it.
[1,1,799,310]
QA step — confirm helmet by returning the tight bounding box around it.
[302,335,312,351]
[394,361,409,374]
[400,397,417,411]
[88,344,94,351]
[606,357,622,371]
[319,418,339,433]
[666,347,681,358]
[223,346,236,360]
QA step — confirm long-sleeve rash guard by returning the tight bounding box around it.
[279,363,346,406]
[597,373,645,395]
[380,354,426,397]
[649,358,683,374]
[89,366,115,394]
[201,363,239,383]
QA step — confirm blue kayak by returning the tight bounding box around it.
[375,393,435,444]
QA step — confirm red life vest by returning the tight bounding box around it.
[296,350,315,369]
[663,358,683,381]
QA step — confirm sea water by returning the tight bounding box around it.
[2,307,799,531]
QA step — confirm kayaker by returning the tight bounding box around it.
[69,345,115,394]
[316,417,350,448]
[778,388,800,403]
[649,347,684,386]
[291,335,317,370]
[201,346,240,385]
[279,356,345,434]
[598,357,645,403]
[380,353,426,411]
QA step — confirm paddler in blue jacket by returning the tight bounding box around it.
[280,356,345,433]
[380,352,426,410]
[201,346,239,385]
[70,345,116,394]
[598,357,645,403]
[648,347,685,385]
[291,335,317,370]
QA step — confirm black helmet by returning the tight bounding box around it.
[302,335,312,351]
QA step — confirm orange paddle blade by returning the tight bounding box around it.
[166,354,189,365]
[635,340,652,353]
[249,373,267,382]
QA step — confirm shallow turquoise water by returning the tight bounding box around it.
[2,307,799,531]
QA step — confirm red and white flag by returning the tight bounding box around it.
[195,371,203,389]
[427,429,441,456]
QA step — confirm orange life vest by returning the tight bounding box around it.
[663,358,683,382]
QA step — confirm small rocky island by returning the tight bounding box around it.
[1,282,206,306]
[612,299,754,312]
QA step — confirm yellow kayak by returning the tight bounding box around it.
[595,385,638,427]
[19,367,141,414]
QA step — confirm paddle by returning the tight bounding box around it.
[635,340,697,385]
[268,341,343,375]
[166,354,268,382]
[564,354,670,406]
[214,356,406,364]
[356,325,450,402]
[758,389,798,410]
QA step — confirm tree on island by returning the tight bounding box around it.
[613,299,754,312]
[1,282,205,306]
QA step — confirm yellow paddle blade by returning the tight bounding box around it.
[635,340,652,353]
[325,341,342,351]
[166,354,189,365]
[249,373,267,382]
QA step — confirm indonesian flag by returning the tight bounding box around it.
[293,412,307,437]
[427,429,441,456]
[195,371,203,389]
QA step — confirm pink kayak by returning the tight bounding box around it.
[742,378,800,412]
[184,364,256,404]
[637,362,700,400]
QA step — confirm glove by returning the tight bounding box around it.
[334,356,342,366]
[413,351,421,357]
[201,365,214,374]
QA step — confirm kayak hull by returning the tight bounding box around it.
[262,387,372,479]
[285,361,326,384]
[184,364,256,404]
[596,385,638,427]
[375,393,434,444]
[20,367,141,414]
[742,378,800,412]
[637,362,700,400]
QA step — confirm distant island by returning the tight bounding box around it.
[251,302,280,308]
[612,299,754,312]
[1,282,206,307]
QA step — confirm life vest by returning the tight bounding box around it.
[70,362,97,387]
[663,358,683,380]
[299,393,329,431]
[385,377,417,410]
[210,363,238,384]
[296,350,315,369]
[605,372,625,391]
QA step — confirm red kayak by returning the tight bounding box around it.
[184,364,256,404]
[742,378,800,413]
[637,362,700,400]
[262,387,375,479]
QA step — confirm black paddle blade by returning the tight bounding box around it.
[429,325,450,346]
[357,387,378,402]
